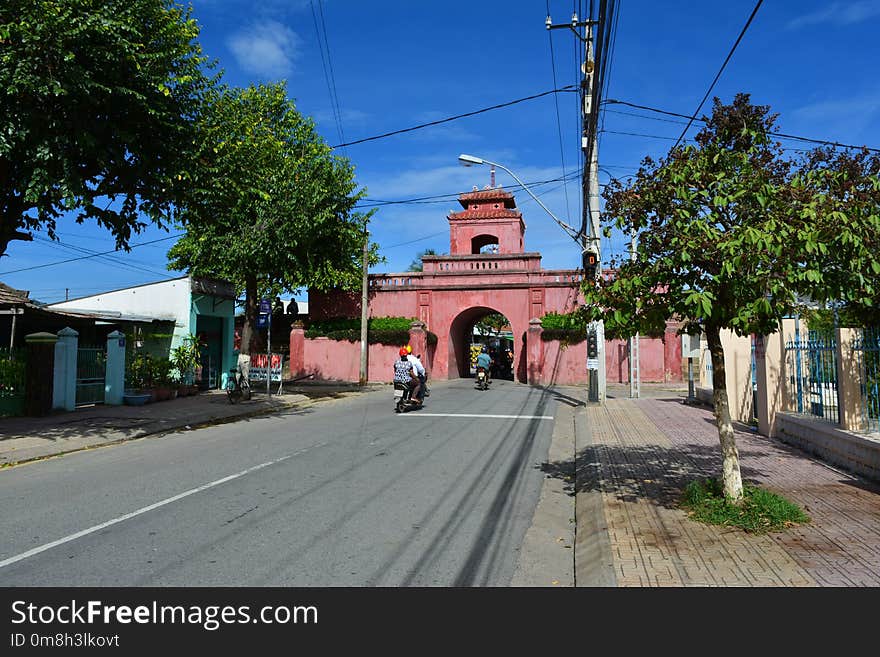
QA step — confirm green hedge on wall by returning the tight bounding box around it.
[540,311,587,343]
[305,317,437,347]
[540,328,587,344]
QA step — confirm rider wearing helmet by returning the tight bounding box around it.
[393,347,421,404]
[475,345,492,384]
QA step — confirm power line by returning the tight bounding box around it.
[330,85,577,149]
[355,171,581,209]
[604,107,690,125]
[672,0,763,150]
[311,0,347,158]
[601,129,681,141]
[604,98,880,153]
[0,234,183,275]
[383,232,449,250]
[31,235,171,278]
[546,0,573,224]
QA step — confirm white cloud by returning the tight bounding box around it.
[790,93,880,139]
[227,21,300,78]
[312,108,371,128]
[787,1,880,29]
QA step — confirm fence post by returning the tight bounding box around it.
[836,327,864,432]
[755,329,785,438]
[52,327,78,412]
[105,330,125,406]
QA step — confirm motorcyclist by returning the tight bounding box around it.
[475,346,492,385]
[393,347,421,405]
[405,345,428,401]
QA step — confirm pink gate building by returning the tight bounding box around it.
[292,185,682,385]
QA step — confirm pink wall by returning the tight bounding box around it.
[604,332,684,383]
[300,337,403,383]
[535,337,589,386]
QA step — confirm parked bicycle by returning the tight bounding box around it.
[226,366,251,403]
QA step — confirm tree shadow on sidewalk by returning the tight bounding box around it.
[540,442,775,511]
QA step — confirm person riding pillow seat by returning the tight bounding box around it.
[393,347,421,404]
[405,346,427,401]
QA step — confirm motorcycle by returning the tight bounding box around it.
[475,366,489,391]
[226,367,251,403]
[394,381,422,413]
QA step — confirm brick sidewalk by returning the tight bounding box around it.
[576,397,880,586]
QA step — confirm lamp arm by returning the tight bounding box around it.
[486,160,581,244]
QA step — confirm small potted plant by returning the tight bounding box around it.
[172,334,203,396]
[151,357,175,401]
[123,352,153,406]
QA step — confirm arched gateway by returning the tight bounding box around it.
[297,185,682,385]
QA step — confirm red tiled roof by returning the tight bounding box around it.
[449,209,522,220]
[459,188,514,201]
[458,187,517,209]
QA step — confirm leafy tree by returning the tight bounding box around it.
[582,93,879,502]
[795,147,880,327]
[475,313,509,336]
[167,82,375,355]
[407,248,437,272]
[0,0,216,257]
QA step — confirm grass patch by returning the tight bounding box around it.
[681,478,810,534]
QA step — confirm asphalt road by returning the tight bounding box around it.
[0,378,561,586]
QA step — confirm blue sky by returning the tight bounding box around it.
[3,0,879,304]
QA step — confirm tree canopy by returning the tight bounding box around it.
[167,81,375,354]
[582,93,880,500]
[407,248,437,272]
[0,0,216,257]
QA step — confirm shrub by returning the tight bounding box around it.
[305,317,437,347]
[0,353,26,398]
[151,357,175,387]
[540,311,588,344]
[171,334,202,385]
[126,352,153,391]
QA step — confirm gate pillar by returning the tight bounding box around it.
[289,322,305,378]
[408,321,428,368]
[527,318,543,386]
[52,327,78,412]
[25,331,59,416]
[105,330,125,406]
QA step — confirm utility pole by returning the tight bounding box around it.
[629,228,640,398]
[547,10,605,403]
[359,230,369,386]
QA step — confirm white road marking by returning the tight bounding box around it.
[0,443,327,570]
[399,413,554,420]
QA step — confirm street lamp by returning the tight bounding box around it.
[457,154,599,279]
[458,153,604,403]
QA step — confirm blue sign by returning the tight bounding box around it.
[259,298,272,314]
[257,314,268,329]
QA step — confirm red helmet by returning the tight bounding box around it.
[399,347,408,357]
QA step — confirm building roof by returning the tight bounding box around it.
[50,308,176,323]
[448,209,522,221]
[457,187,517,209]
[0,282,30,306]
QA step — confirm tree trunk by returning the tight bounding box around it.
[705,324,744,502]
[240,274,258,357]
